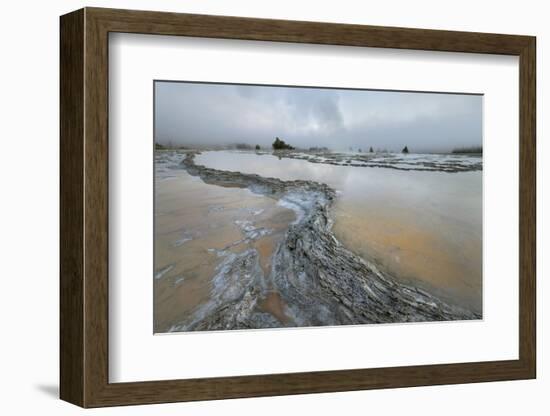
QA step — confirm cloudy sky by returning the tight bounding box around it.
[154,81,482,152]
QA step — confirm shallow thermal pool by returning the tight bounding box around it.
[193,151,483,314]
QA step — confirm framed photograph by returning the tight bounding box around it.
[60,7,536,407]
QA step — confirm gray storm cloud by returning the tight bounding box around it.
[154,81,482,152]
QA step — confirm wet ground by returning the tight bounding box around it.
[154,150,482,332]
[154,152,294,332]
[194,151,482,314]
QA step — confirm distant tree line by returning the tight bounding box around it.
[272,137,294,150]
[155,142,189,150]
[452,146,482,154]
[347,145,410,153]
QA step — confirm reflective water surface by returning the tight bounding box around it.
[195,151,482,314]
[154,152,295,332]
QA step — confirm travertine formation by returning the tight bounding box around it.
[265,150,482,173]
[169,152,480,332]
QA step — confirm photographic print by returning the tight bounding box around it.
[154,81,483,333]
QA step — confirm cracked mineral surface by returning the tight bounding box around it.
[157,151,480,332]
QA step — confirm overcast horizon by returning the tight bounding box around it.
[154,81,483,153]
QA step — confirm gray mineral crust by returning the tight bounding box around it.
[169,152,480,332]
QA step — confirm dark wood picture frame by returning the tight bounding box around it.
[60,7,536,408]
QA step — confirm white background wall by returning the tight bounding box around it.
[0,0,546,414]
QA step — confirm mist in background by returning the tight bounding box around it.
[154,81,482,153]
